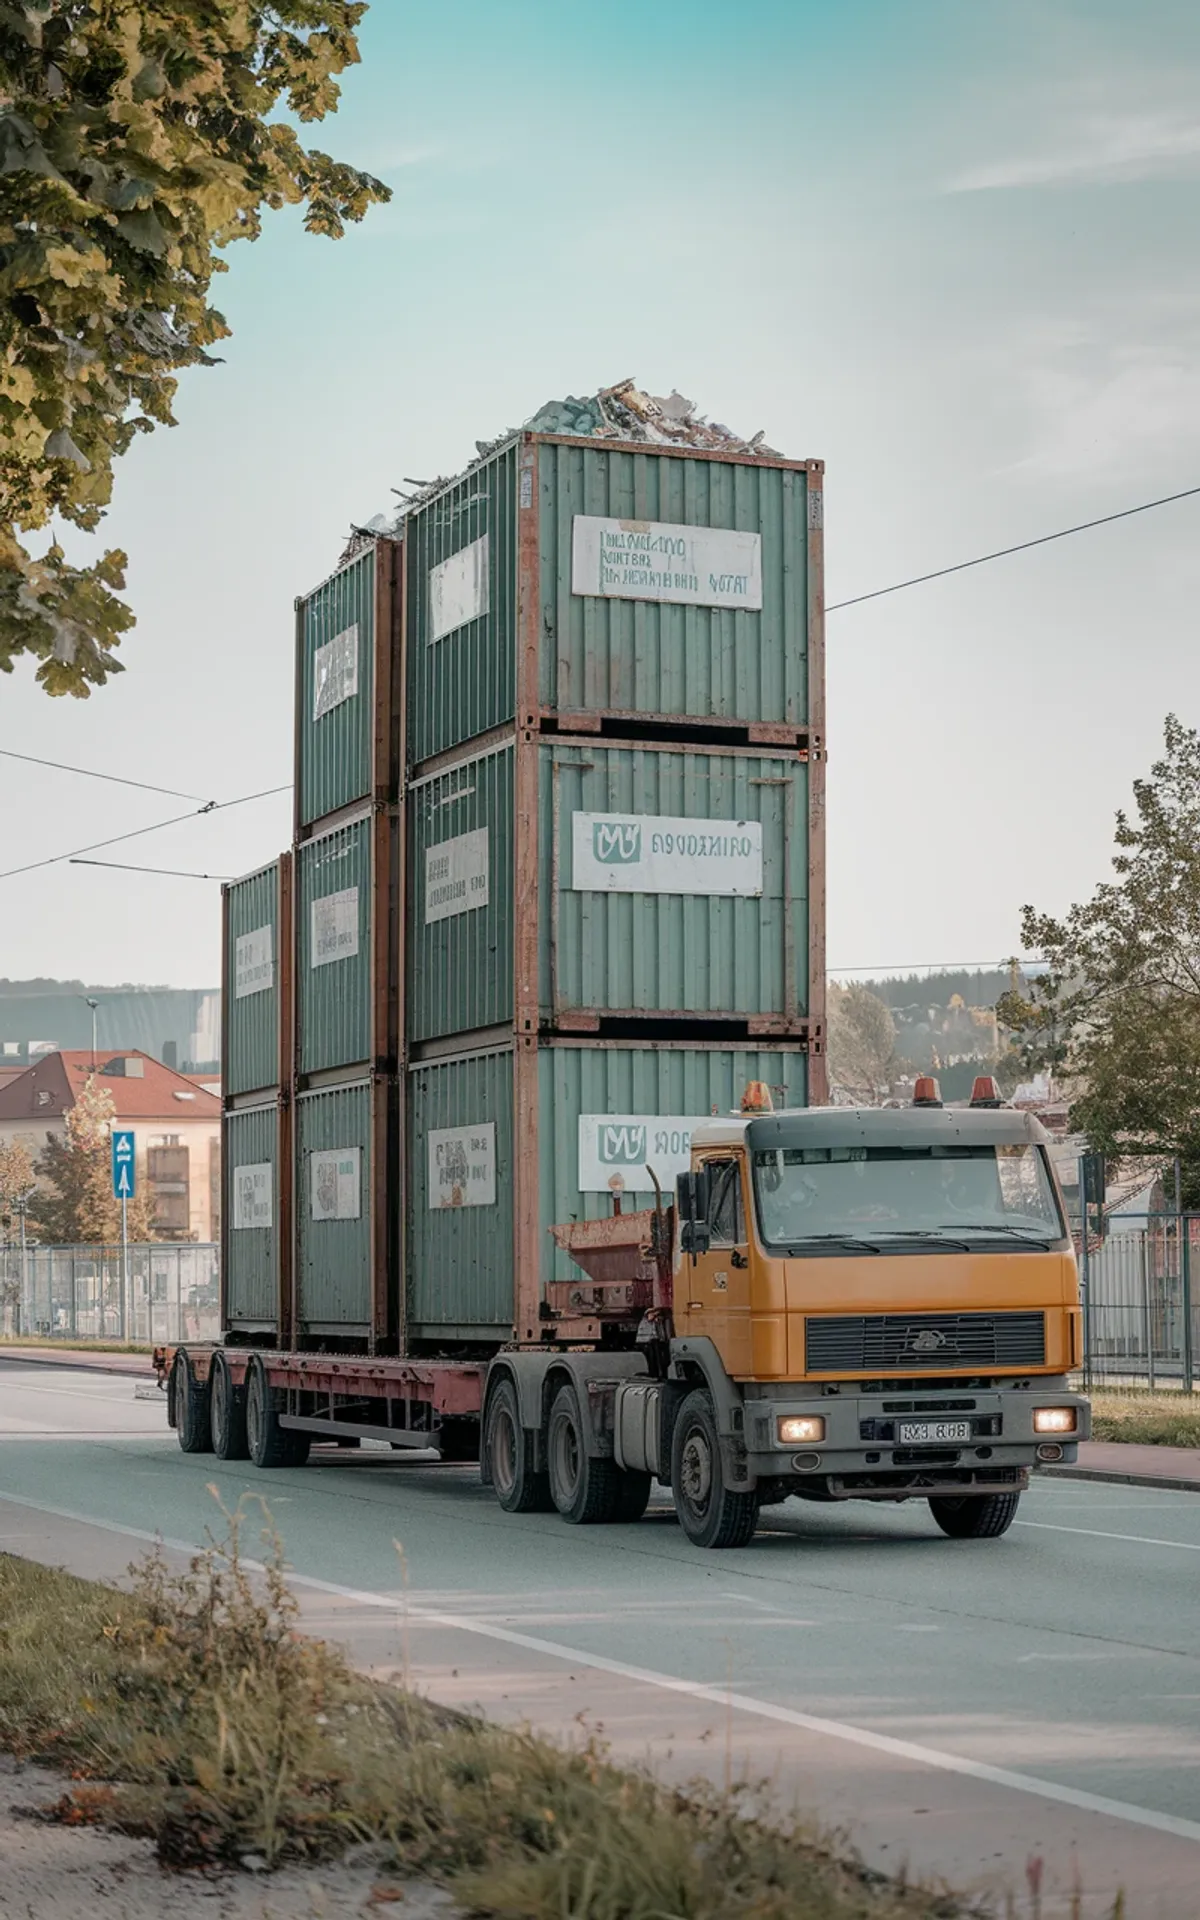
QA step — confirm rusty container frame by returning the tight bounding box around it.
[294,535,403,842]
[220,851,296,1343]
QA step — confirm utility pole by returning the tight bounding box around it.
[82,995,99,1071]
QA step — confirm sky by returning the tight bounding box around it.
[5,0,1200,989]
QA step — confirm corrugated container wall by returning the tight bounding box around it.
[407,740,809,1042]
[295,1081,374,1334]
[296,813,399,1078]
[406,1042,807,1342]
[406,436,819,768]
[224,860,285,1098]
[222,1104,280,1330]
[296,541,399,833]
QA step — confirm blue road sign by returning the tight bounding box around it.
[111,1128,136,1201]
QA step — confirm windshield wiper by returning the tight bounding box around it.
[780,1232,883,1254]
[942,1223,1053,1243]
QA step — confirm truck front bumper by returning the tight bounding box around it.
[737,1384,1090,1500]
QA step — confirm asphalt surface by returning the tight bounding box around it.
[2,1359,1199,1918]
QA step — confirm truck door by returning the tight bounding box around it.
[683,1158,753,1375]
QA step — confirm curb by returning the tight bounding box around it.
[1041,1464,1200,1496]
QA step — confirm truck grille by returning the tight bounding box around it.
[805,1311,1045,1372]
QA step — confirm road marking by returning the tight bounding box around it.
[1018,1520,1200,1553]
[4,1488,1200,1847]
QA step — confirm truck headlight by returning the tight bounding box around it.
[778,1415,825,1444]
[1033,1407,1077,1434]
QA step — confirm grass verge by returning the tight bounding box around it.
[1088,1388,1200,1448]
[0,1499,979,1919]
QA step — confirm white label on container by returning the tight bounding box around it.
[311,887,359,966]
[578,1114,710,1194]
[310,1147,361,1222]
[428,1123,496,1209]
[313,623,359,719]
[429,534,489,642]
[234,924,274,998]
[571,812,763,896]
[571,516,762,611]
[425,827,489,924]
[232,1162,273,1230]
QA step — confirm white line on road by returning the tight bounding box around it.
[3,1487,1200,1847]
[1017,1520,1200,1553]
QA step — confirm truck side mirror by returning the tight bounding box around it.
[680,1218,712,1257]
[676,1171,695,1222]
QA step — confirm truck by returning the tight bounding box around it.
[166,1071,1089,1548]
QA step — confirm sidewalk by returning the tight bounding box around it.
[0,1345,156,1378]
[1043,1438,1200,1494]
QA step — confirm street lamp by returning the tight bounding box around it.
[81,996,99,1070]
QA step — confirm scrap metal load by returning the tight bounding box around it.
[221,379,825,1355]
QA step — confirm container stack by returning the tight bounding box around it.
[220,381,825,1356]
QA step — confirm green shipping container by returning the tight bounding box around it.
[296,540,400,832]
[407,740,810,1043]
[295,1080,374,1335]
[296,812,399,1078]
[223,858,288,1098]
[406,1041,808,1343]
[222,1103,280,1330]
[406,435,821,768]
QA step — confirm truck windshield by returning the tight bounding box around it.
[751,1143,1063,1247]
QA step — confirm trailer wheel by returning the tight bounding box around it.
[671,1389,759,1549]
[547,1383,620,1525]
[210,1354,249,1462]
[929,1491,1021,1539]
[245,1357,311,1470]
[484,1378,552,1513]
[173,1352,213,1455]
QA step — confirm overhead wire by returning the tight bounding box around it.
[0,746,214,803]
[69,859,237,881]
[0,784,292,882]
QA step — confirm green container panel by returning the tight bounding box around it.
[407,1048,515,1339]
[407,743,515,1043]
[541,743,808,1021]
[296,1081,372,1331]
[224,863,281,1097]
[298,548,376,829]
[296,817,372,1075]
[223,1104,278,1327]
[539,442,810,726]
[407,444,519,766]
[538,1043,808,1287]
[405,1042,807,1338]
[407,742,809,1042]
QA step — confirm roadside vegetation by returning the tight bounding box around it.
[0,1335,153,1354]
[1088,1388,1200,1448]
[0,1501,979,1919]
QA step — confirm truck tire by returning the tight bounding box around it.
[245,1357,310,1470]
[671,1388,759,1550]
[173,1352,213,1455]
[210,1354,249,1462]
[547,1383,621,1524]
[484,1378,552,1513]
[929,1491,1021,1539]
[435,1416,478,1463]
[612,1469,653,1523]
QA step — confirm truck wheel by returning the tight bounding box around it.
[245,1357,310,1470]
[671,1388,759,1549]
[929,1491,1021,1539]
[173,1352,212,1455]
[547,1383,620,1524]
[484,1378,552,1513]
[210,1354,249,1461]
[612,1469,653,1523]
[436,1416,478,1463]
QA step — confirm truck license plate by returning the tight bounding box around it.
[897,1420,971,1445]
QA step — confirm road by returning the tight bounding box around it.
[1,1358,1198,1918]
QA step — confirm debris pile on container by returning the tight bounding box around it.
[341,378,781,561]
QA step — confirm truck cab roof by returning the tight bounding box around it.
[691,1106,1054,1155]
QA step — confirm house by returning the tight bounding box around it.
[0,1051,221,1242]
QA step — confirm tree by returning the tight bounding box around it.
[34,1074,157,1240]
[827,983,897,1103]
[1005,715,1200,1203]
[1,2,389,694]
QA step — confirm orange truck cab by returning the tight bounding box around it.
[597,1076,1090,1547]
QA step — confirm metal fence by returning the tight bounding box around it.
[1082,1213,1199,1390]
[0,1244,219,1345]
